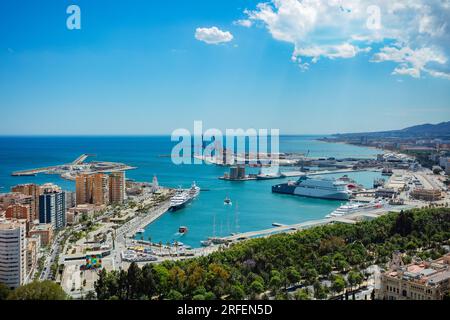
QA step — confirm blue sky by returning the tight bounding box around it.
[0,0,449,135]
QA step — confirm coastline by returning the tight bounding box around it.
[116,200,171,240]
[316,137,391,155]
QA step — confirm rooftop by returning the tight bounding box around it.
[30,223,52,231]
[386,254,450,286]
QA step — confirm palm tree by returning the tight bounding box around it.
[174,241,179,256]
[166,241,171,256]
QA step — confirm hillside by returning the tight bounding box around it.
[335,121,450,139]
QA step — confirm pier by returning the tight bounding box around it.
[216,218,351,242]
[281,168,380,178]
[11,153,135,180]
[212,204,413,244]
[12,154,91,176]
[71,153,92,165]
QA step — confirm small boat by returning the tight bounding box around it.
[178,226,188,234]
[200,240,212,247]
[136,229,145,234]
[272,222,284,227]
[224,197,232,205]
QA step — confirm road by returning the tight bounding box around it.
[39,234,63,281]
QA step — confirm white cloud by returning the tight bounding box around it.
[372,46,447,78]
[233,19,253,27]
[241,0,450,79]
[195,26,234,45]
[293,43,371,62]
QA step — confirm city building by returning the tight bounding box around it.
[66,204,105,225]
[440,157,450,175]
[26,236,40,280]
[229,166,246,180]
[76,173,109,205]
[109,171,125,204]
[5,204,32,234]
[76,174,92,205]
[40,183,61,193]
[375,188,398,199]
[39,190,66,230]
[11,183,41,221]
[0,219,26,288]
[93,173,110,205]
[377,252,450,300]
[5,204,31,222]
[0,193,33,215]
[29,224,53,246]
[410,188,442,202]
[65,191,76,209]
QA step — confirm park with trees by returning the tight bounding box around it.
[92,207,450,300]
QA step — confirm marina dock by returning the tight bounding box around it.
[211,204,413,244]
[281,168,380,178]
[217,218,339,242]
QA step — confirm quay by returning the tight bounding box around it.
[281,168,380,178]
[212,204,414,243]
[11,153,136,180]
[12,154,91,176]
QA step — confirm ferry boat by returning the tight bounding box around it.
[169,182,200,211]
[272,176,351,200]
[325,200,385,218]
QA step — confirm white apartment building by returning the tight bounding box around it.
[0,219,26,288]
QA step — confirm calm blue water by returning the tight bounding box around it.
[0,136,382,247]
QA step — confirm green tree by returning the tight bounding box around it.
[250,280,264,296]
[140,264,157,299]
[285,266,301,287]
[127,262,142,299]
[269,270,283,292]
[229,284,245,299]
[331,276,346,297]
[393,210,414,236]
[167,289,183,300]
[294,288,310,300]
[347,270,363,293]
[313,281,328,300]
[8,281,67,300]
[0,282,11,300]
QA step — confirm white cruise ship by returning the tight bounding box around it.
[326,200,385,218]
[272,176,351,200]
[169,182,200,211]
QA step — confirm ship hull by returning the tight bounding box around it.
[272,183,350,201]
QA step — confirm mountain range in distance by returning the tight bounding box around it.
[333,121,450,139]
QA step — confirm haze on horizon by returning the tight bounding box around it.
[1,1,450,136]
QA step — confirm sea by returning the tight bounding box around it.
[0,136,383,248]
